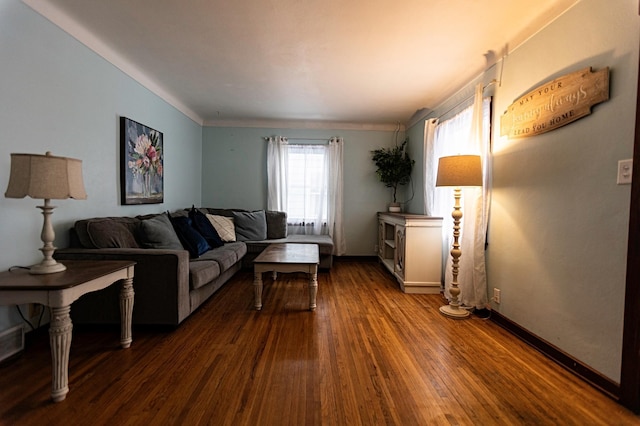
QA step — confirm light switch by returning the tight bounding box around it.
[617,159,633,185]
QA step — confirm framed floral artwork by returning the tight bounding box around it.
[120,117,164,204]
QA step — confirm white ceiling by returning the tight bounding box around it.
[24,0,579,127]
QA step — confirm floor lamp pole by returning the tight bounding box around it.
[439,187,469,318]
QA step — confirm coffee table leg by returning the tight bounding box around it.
[119,277,134,349]
[309,268,318,311]
[49,305,72,402]
[254,271,263,310]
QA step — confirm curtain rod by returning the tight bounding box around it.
[437,79,498,120]
[263,137,331,142]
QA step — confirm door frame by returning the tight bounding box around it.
[620,9,640,411]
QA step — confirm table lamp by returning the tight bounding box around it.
[435,154,482,318]
[5,152,87,274]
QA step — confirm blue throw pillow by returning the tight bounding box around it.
[170,215,210,258]
[189,206,224,248]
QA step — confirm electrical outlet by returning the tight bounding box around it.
[492,288,501,304]
[374,244,379,253]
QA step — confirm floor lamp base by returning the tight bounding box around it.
[439,304,470,318]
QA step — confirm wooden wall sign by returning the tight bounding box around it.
[500,67,609,138]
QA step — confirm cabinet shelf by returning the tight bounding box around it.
[377,212,443,294]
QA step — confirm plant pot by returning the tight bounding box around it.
[388,203,401,213]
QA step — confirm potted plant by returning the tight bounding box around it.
[371,139,415,212]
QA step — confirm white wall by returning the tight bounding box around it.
[408,0,638,382]
[0,0,203,330]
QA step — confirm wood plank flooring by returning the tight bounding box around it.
[1,259,638,425]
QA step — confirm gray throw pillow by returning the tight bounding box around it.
[139,213,184,250]
[232,210,267,241]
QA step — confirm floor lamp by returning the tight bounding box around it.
[435,155,482,318]
[5,152,87,274]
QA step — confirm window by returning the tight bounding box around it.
[266,136,345,255]
[286,144,328,226]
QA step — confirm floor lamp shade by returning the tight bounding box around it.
[435,155,482,318]
[435,155,483,188]
[5,152,87,274]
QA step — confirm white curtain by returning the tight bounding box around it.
[423,118,439,216]
[426,84,491,309]
[328,137,346,255]
[266,136,346,256]
[267,136,288,212]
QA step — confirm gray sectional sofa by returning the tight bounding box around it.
[54,207,334,326]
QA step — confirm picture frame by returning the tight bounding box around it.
[120,117,164,205]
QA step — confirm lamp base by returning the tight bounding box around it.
[439,304,470,319]
[30,260,66,275]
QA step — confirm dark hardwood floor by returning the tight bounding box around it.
[1,259,638,425]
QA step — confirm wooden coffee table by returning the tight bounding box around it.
[0,260,135,402]
[253,243,319,311]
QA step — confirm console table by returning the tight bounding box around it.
[378,212,443,294]
[0,260,135,402]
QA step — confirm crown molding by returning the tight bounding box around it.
[21,0,204,125]
[204,118,404,132]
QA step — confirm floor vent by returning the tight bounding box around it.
[0,325,25,363]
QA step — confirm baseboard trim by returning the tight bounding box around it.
[334,255,378,262]
[490,310,620,401]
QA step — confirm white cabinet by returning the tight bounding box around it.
[377,212,443,294]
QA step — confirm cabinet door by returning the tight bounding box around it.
[394,225,406,279]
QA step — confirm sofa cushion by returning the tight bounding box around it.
[139,213,184,250]
[189,207,224,248]
[74,217,141,248]
[245,234,334,255]
[196,244,238,271]
[82,218,139,248]
[189,260,221,290]
[206,214,236,242]
[205,208,246,217]
[170,215,210,258]
[266,210,287,239]
[233,210,267,241]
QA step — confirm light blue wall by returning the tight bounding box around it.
[202,126,405,255]
[407,0,638,382]
[0,0,202,330]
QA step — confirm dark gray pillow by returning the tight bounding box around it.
[86,219,139,248]
[266,210,287,239]
[232,210,267,241]
[139,213,184,250]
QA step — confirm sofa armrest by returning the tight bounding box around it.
[54,248,191,326]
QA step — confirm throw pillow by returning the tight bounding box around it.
[139,213,184,250]
[86,219,139,248]
[265,210,287,239]
[170,215,210,258]
[189,207,224,248]
[206,214,236,242]
[233,210,267,241]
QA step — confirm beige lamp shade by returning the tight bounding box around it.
[435,155,483,187]
[5,152,87,200]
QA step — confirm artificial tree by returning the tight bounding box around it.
[371,139,414,210]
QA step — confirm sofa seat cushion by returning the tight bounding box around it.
[245,234,334,255]
[189,260,221,290]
